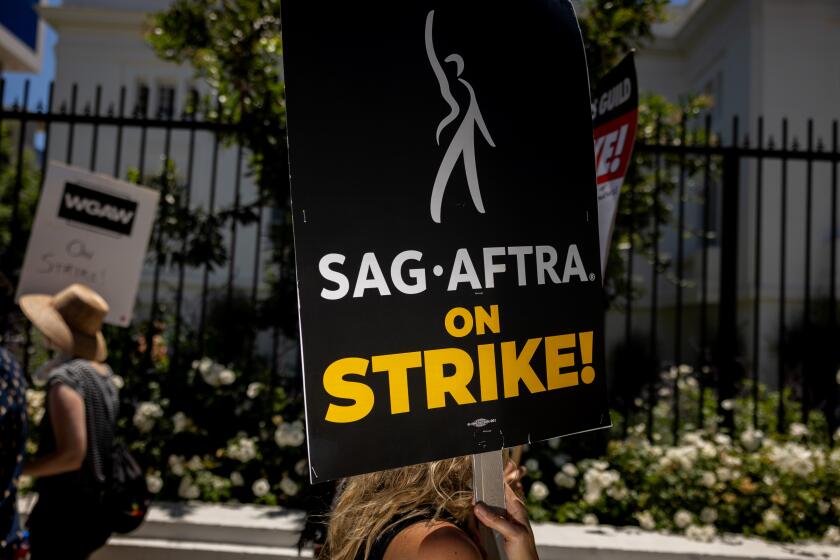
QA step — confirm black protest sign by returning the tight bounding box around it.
[282,0,610,482]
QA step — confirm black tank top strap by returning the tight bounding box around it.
[361,509,457,560]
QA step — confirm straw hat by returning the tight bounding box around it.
[20,283,108,361]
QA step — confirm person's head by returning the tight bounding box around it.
[322,456,473,560]
[20,283,109,362]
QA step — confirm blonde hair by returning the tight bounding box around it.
[320,456,473,560]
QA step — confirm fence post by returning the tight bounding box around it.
[717,150,740,432]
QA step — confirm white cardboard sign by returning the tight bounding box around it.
[16,162,160,327]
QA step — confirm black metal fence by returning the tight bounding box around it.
[2,79,839,444]
[0,79,295,384]
[619,114,840,443]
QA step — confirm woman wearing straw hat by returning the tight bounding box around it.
[20,283,119,559]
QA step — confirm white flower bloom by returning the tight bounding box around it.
[740,429,763,452]
[789,422,809,438]
[247,382,264,399]
[227,436,258,462]
[178,476,200,500]
[172,412,191,434]
[280,476,300,497]
[673,510,693,529]
[217,368,236,385]
[525,459,539,473]
[713,433,731,446]
[528,481,549,501]
[111,375,125,390]
[187,455,203,471]
[274,420,306,447]
[582,513,598,526]
[762,509,781,528]
[715,467,732,482]
[554,472,576,489]
[824,526,840,545]
[700,507,718,524]
[252,478,271,497]
[606,485,628,501]
[295,459,309,477]
[678,364,693,375]
[133,401,163,433]
[146,473,163,494]
[591,460,608,471]
[547,437,561,449]
[767,442,814,477]
[230,472,244,487]
[686,525,715,542]
[168,455,185,476]
[720,399,734,411]
[562,463,578,478]
[700,471,717,488]
[818,501,830,515]
[635,511,655,531]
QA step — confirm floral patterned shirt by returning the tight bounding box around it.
[0,347,27,550]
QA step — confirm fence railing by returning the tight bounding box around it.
[2,78,839,445]
[620,114,840,443]
[0,79,294,387]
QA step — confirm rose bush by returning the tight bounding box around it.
[521,366,840,544]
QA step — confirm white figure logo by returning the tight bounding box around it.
[425,10,496,224]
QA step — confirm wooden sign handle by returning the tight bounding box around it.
[472,450,508,560]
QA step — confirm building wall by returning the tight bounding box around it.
[41,1,270,343]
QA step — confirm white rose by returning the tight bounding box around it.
[247,382,264,399]
[218,368,236,385]
[700,471,716,488]
[740,429,763,452]
[789,423,809,439]
[524,459,539,473]
[133,402,163,433]
[824,526,840,545]
[172,412,190,434]
[720,399,734,411]
[178,476,200,500]
[591,460,608,471]
[528,481,549,501]
[295,459,308,477]
[146,473,163,494]
[168,455,185,476]
[673,510,692,529]
[762,509,781,528]
[275,421,306,447]
[187,455,203,471]
[230,472,244,487]
[553,472,576,489]
[635,511,655,531]
[562,463,578,477]
[112,375,125,390]
[252,478,271,497]
[700,507,718,524]
[280,476,300,497]
[582,513,598,526]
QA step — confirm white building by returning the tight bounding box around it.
[40,0,270,343]
[615,0,840,386]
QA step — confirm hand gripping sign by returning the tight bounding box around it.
[282,0,610,483]
[591,53,639,275]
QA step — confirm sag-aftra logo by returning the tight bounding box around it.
[58,182,137,236]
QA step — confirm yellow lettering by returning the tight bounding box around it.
[323,357,374,423]
[477,343,499,401]
[423,348,477,408]
[444,307,474,338]
[371,351,422,414]
[501,338,546,397]
[545,334,578,389]
[474,305,500,335]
